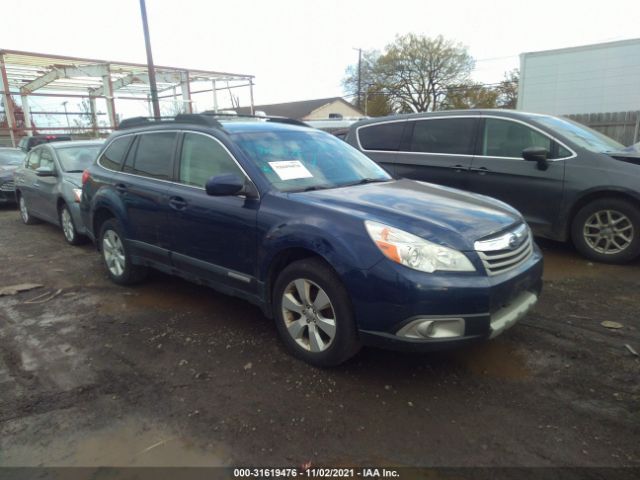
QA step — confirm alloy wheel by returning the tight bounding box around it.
[281,278,337,353]
[583,209,634,255]
[102,230,126,277]
[61,208,75,242]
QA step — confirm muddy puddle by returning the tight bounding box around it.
[1,418,230,466]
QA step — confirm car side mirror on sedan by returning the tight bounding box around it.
[35,166,57,177]
[205,174,257,198]
[522,147,549,171]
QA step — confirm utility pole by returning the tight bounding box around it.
[139,0,160,118]
[356,48,362,111]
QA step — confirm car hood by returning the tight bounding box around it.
[606,151,640,165]
[0,165,18,177]
[64,172,83,187]
[289,179,523,251]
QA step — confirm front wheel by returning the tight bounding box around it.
[99,219,148,285]
[571,198,640,264]
[272,258,360,367]
[60,204,84,245]
[18,194,39,225]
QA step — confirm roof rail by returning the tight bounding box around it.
[117,114,223,130]
[200,111,309,127]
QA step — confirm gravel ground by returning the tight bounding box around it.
[0,204,638,467]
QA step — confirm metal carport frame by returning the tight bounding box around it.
[0,49,255,146]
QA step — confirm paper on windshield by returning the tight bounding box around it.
[268,160,313,181]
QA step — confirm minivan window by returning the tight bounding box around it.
[358,122,405,151]
[531,115,624,153]
[410,118,476,155]
[483,118,559,159]
[130,132,176,180]
[100,136,132,171]
[179,133,243,187]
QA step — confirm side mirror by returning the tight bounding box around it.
[522,147,549,170]
[205,174,247,196]
[35,166,56,177]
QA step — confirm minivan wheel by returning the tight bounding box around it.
[272,258,360,367]
[99,219,148,285]
[18,195,39,225]
[60,204,84,245]
[571,198,640,264]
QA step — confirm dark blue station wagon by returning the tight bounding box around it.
[80,114,543,366]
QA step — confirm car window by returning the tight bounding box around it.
[39,149,55,171]
[409,118,476,155]
[57,145,102,172]
[130,132,176,180]
[26,150,41,170]
[100,136,132,171]
[358,122,405,151]
[179,133,243,187]
[482,118,558,159]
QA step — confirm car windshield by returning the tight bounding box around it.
[56,145,101,172]
[0,149,26,166]
[232,129,391,192]
[532,115,624,153]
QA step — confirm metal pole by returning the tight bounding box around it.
[139,0,160,118]
[0,53,17,146]
[212,80,218,112]
[21,94,33,137]
[249,79,255,115]
[62,101,70,131]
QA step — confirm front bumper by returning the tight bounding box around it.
[348,244,543,352]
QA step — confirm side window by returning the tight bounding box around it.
[130,132,176,180]
[179,133,243,187]
[100,136,132,171]
[409,118,476,155]
[483,119,554,159]
[26,150,41,170]
[358,122,405,151]
[39,149,55,171]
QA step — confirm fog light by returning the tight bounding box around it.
[397,318,465,339]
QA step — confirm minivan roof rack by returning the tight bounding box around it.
[117,114,223,130]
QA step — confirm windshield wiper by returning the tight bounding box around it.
[342,178,390,187]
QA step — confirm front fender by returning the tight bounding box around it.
[88,187,130,238]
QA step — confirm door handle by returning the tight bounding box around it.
[470,166,490,175]
[169,196,187,210]
[451,164,466,172]
[115,183,127,194]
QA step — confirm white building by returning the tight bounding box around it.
[517,38,640,115]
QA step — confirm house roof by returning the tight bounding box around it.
[236,97,362,119]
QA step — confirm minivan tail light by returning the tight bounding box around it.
[82,169,91,185]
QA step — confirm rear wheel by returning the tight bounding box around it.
[273,258,360,367]
[18,194,39,225]
[571,198,640,264]
[99,218,148,285]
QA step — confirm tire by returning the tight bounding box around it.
[18,194,39,225]
[99,218,148,285]
[59,204,85,246]
[571,198,640,264]
[272,258,361,367]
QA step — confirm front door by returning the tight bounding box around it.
[167,132,259,292]
[468,117,568,236]
[31,147,59,223]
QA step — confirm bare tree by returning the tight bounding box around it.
[496,69,519,109]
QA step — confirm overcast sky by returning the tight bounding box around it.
[1,0,639,117]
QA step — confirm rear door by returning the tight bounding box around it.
[31,147,59,222]
[119,131,177,264]
[468,116,569,235]
[394,116,479,189]
[15,148,40,211]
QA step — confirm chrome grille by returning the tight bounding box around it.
[475,224,533,276]
[0,180,15,192]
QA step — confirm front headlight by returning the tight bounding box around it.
[365,220,475,273]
